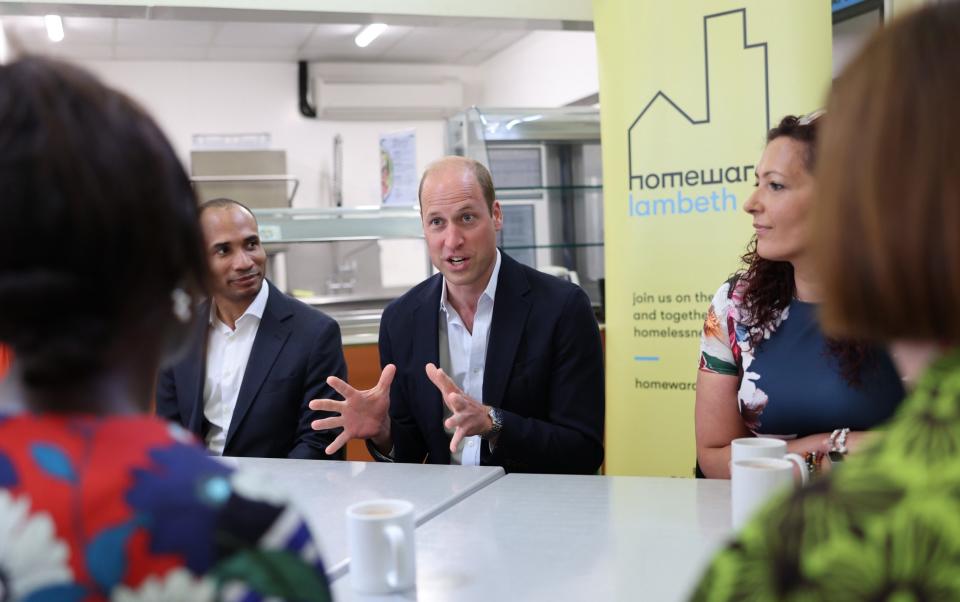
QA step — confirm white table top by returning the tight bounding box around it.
[218,457,504,579]
[332,474,733,602]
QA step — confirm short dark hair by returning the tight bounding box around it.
[198,197,258,225]
[0,57,208,387]
[816,2,960,342]
[418,156,496,214]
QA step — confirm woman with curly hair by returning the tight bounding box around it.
[694,113,904,479]
[693,3,960,598]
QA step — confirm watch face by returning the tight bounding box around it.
[487,407,502,435]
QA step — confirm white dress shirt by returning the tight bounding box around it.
[203,283,269,455]
[438,250,501,466]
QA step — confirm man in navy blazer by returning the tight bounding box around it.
[310,157,604,474]
[157,199,346,459]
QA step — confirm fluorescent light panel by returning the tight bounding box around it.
[355,23,387,48]
[45,15,64,43]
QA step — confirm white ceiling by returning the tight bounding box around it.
[0,15,531,64]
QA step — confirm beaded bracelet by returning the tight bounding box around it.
[804,451,824,475]
[829,428,850,454]
[828,427,851,463]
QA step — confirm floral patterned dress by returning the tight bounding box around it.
[0,347,10,381]
[690,349,960,601]
[0,412,331,602]
[699,276,903,436]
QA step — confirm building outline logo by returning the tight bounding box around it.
[626,8,770,191]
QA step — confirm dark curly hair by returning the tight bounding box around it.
[738,114,871,384]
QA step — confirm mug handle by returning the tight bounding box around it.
[384,524,407,589]
[784,453,809,485]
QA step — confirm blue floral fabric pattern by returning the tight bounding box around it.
[0,413,331,602]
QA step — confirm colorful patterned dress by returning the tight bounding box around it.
[699,276,903,437]
[0,412,331,602]
[0,346,10,381]
[691,349,960,601]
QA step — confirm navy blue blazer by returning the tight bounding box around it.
[378,252,605,474]
[156,280,347,460]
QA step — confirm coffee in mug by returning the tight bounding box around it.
[346,498,416,594]
[731,437,808,480]
[731,437,788,461]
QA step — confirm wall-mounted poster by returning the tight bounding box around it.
[380,129,417,206]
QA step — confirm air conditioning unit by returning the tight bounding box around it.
[313,77,464,120]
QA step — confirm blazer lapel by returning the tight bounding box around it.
[225,284,291,450]
[483,253,531,408]
[412,278,443,434]
[178,303,209,437]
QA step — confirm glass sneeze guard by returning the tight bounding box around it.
[252,206,424,244]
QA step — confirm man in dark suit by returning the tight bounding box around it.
[310,157,604,473]
[157,198,346,459]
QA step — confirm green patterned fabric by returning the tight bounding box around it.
[691,349,960,601]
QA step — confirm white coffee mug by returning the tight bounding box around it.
[731,457,806,529]
[731,438,808,476]
[346,498,417,594]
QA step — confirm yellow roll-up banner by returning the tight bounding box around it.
[596,1,832,476]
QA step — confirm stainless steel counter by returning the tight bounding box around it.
[300,296,388,346]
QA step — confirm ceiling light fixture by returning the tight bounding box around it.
[355,23,387,48]
[45,15,64,43]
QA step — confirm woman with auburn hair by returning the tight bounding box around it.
[694,113,904,479]
[0,57,331,601]
[691,3,960,599]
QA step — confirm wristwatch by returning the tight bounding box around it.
[483,406,503,440]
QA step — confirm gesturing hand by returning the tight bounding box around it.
[424,363,493,453]
[309,364,396,456]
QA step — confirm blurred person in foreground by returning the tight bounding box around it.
[0,56,331,601]
[692,3,960,599]
[695,113,904,479]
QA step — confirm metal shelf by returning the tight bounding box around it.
[252,206,424,244]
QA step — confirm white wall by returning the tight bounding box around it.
[79,30,599,209]
[81,59,475,291]
[479,30,598,107]
[76,32,600,292]
[82,59,476,209]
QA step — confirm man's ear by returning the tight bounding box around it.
[492,200,503,232]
